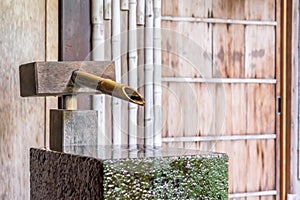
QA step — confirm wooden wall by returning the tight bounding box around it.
[0,0,58,199]
[161,0,279,199]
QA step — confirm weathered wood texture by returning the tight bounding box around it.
[162,0,278,198]
[45,0,59,149]
[59,0,92,110]
[0,0,46,199]
[286,0,300,195]
[19,61,114,96]
[59,0,91,61]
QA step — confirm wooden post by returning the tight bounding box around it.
[61,95,77,110]
[145,0,154,148]
[280,0,287,199]
[128,0,138,148]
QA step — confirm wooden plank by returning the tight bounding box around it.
[247,84,276,134]
[19,61,114,96]
[212,0,245,19]
[59,0,91,61]
[45,0,59,148]
[59,0,92,110]
[229,190,277,199]
[162,0,212,18]
[162,77,277,84]
[161,16,277,26]
[286,0,300,195]
[275,0,282,198]
[161,21,212,78]
[162,134,276,142]
[245,26,276,79]
[0,0,46,198]
[218,84,247,135]
[162,82,214,149]
[214,140,276,195]
[213,25,245,78]
[245,0,276,21]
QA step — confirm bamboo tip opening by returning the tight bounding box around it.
[123,87,145,106]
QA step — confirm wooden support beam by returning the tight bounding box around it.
[161,16,277,26]
[19,61,114,96]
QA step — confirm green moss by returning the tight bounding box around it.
[103,155,228,199]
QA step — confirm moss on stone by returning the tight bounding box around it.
[103,154,228,199]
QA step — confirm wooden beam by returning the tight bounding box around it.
[162,134,277,142]
[45,0,59,148]
[162,77,277,84]
[19,61,114,96]
[229,190,277,199]
[161,16,277,26]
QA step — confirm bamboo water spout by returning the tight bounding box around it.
[72,70,145,106]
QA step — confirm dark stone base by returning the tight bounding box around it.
[30,146,228,199]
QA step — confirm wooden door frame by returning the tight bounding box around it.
[281,0,300,199]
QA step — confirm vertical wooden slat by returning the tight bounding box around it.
[245,0,276,21]
[245,26,275,79]
[59,0,91,61]
[59,0,91,110]
[0,0,46,198]
[280,0,287,199]
[212,0,245,19]
[275,1,282,199]
[285,0,300,196]
[45,0,58,148]
[246,84,276,135]
[213,24,245,78]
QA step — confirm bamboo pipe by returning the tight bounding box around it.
[72,70,145,106]
[128,0,138,148]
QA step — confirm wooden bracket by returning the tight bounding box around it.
[19,61,115,97]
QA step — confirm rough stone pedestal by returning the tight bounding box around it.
[30,146,228,199]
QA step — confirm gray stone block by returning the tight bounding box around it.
[30,146,228,200]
